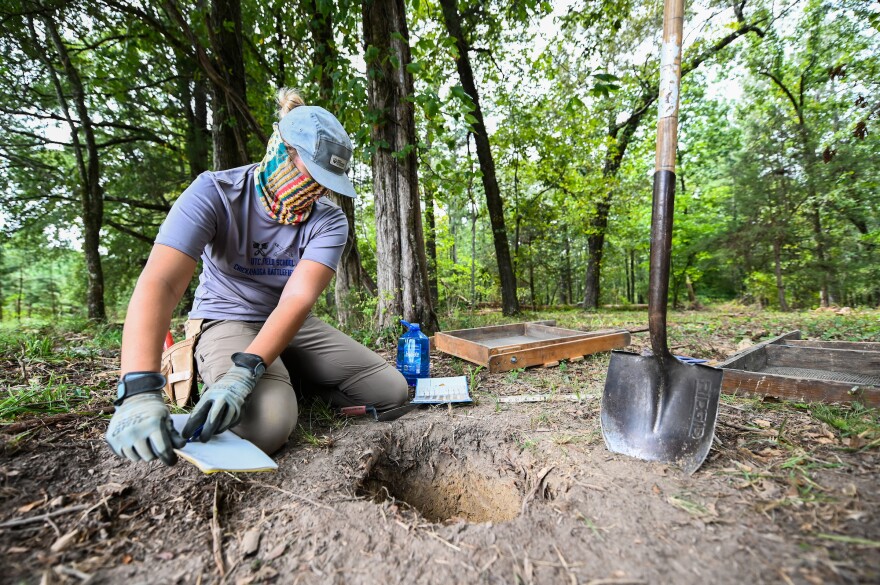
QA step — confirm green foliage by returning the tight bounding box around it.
[0,375,91,421]
[806,402,879,441]
[1,0,878,330]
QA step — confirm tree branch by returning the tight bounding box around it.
[758,70,804,126]
[105,219,156,243]
[97,135,174,149]
[104,196,171,212]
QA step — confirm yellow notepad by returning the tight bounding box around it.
[170,414,278,474]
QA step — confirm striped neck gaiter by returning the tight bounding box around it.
[255,125,327,225]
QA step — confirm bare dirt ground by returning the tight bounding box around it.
[1,309,878,584]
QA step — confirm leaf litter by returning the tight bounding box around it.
[0,312,878,583]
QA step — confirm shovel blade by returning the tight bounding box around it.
[600,350,723,474]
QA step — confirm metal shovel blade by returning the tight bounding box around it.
[601,350,722,474]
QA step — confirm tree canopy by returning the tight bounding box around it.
[0,0,877,326]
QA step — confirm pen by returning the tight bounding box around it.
[187,424,204,443]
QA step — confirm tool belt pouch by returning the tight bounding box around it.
[160,319,204,407]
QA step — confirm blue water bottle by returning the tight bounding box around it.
[396,320,430,386]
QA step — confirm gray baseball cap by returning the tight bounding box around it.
[278,105,357,198]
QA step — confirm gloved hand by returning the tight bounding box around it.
[183,352,266,443]
[106,373,185,466]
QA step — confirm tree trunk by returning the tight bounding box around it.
[17,265,23,323]
[310,0,336,101]
[424,185,439,306]
[450,210,457,264]
[438,0,518,315]
[210,0,250,170]
[362,0,438,333]
[686,274,701,309]
[38,16,106,321]
[331,193,377,327]
[627,249,636,303]
[309,1,376,329]
[773,237,789,311]
[810,202,833,307]
[563,226,572,304]
[528,243,535,308]
[180,56,210,180]
[583,198,610,309]
[470,200,477,306]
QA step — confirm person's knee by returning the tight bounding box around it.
[233,378,298,454]
[360,365,409,410]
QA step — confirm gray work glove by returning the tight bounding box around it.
[183,352,266,443]
[106,372,185,466]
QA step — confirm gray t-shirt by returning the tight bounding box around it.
[155,164,348,320]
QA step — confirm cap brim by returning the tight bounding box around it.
[300,155,357,198]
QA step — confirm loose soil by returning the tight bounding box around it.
[1,309,878,584]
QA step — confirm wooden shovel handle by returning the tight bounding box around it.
[648,0,685,360]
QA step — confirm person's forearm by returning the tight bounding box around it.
[120,277,185,374]
[244,295,312,365]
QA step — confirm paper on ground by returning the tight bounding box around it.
[170,414,277,474]
[412,376,471,404]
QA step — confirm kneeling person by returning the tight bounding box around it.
[105,89,408,465]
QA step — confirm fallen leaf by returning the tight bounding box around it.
[97,482,130,498]
[264,543,286,561]
[7,546,29,554]
[241,529,261,557]
[48,496,66,508]
[652,484,662,495]
[733,461,753,473]
[843,436,865,448]
[753,419,772,428]
[736,338,753,351]
[253,565,278,582]
[754,480,780,500]
[122,554,133,564]
[156,551,174,561]
[50,530,79,553]
[17,500,43,513]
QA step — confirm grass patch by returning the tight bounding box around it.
[0,319,122,361]
[815,533,880,548]
[0,375,91,421]
[297,425,336,448]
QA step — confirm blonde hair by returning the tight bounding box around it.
[277,87,305,119]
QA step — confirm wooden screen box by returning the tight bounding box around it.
[719,331,880,407]
[433,320,630,373]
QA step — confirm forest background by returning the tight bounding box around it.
[0,0,877,339]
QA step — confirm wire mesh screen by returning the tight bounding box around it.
[763,366,880,387]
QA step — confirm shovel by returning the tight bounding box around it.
[599,0,722,474]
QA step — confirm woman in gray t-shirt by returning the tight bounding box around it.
[105,90,408,465]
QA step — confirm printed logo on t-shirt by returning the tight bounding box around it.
[269,242,298,259]
[234,241,297,278]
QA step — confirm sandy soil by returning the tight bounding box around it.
[1,332,878,584]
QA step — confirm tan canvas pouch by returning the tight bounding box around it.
[160,318,204,407]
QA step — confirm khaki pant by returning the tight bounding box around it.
[194,316,408,454]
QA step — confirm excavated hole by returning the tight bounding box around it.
[358,446,523,524]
